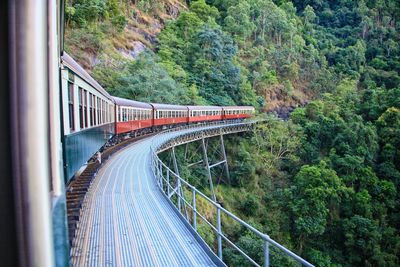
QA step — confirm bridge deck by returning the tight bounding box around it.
[70,126,223,266]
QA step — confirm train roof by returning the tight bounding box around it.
[151,103,188,110]
[61,52,112,100]
[113,96,152,109]
[187,105,222,110]
[222,106,255,110]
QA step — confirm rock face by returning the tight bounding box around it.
[129,41,147,58]
[120,41,147,59]
[270,100,308,120]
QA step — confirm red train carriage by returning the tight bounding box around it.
[188,106,223,123]
[113,97,153,134]
[151,103,189,127]
[222,106,255,120]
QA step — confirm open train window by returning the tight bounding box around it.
[78,88,84,129]
[104,101,107,122]
[97,98,101,124]
[84,90,88,127]
[91,95,96,125]
[89,93,93,126]
[68,82,74,131]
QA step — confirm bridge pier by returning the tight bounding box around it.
[200,131,231,201]
[219,130,231,185]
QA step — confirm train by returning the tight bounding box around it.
[61,52,255,181]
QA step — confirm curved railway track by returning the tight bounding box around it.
[70,125,226,266]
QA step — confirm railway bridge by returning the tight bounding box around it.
[70,121,313,267]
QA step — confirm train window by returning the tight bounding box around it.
[108,103,110,123]
[92,95,96,125]
[101,99,104,123]
[83,90,89,128]
[98,97,103,124]
[78,88,84,129]
[89,93,93,126]
[105,102,109,123]
[101,100,106,123]
[68,82,75,131]
[99,98,103,124]
[108,104,111,122]
[97,98,101,124]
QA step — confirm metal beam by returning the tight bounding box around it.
[209,160,226,169]
[187,160,203,168]
[219,133,231,184]
[201,136,216,201]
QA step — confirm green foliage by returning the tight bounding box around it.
[239,193,260,217]
[65,0,126,30]
[112,52,189,104]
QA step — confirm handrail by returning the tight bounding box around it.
[150,120,314,267]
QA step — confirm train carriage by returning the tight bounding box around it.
[222,106,255,120]
[188,106,223,123]
[61,52,115,181]
[114,97,153,134]
[151,103,189,127]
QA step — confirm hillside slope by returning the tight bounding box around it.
[65,0,187,71]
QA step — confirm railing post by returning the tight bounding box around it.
[167,169,170,197]
[158,161,162,187]
[192,187,197,231]
[156,160,160,186]
[264,237,270,267]
[177,174,181,213]
[217,204,222,260]
[160,163,164,192]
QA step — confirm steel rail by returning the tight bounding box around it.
[150,120,315,267]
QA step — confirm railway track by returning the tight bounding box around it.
[69,126,221,266]
[66,132,156,245]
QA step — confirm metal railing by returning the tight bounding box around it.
[150,121,315,267]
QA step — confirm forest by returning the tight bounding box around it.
[65,0,400,266]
